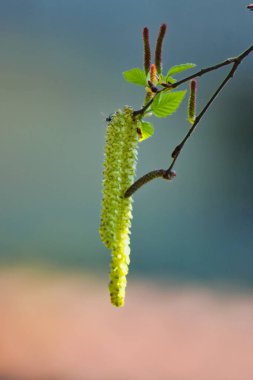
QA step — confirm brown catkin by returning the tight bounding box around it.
[188,79,197,125]
[143,27,151,75]
[155,23,167,74]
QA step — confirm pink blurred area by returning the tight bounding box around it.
[0,267,253,380]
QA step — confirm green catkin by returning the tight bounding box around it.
[99,111,125,249]
[100,106,139,307]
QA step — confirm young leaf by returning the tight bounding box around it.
[139,121,154,142]
[166,76,177,84]
[151,91,186,118]
[158,74,177,85]
[158,74,167,83]
[166,63,196,78]
[143,111,152,118]
[123,68,147,86]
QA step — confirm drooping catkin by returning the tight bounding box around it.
[100,106,139,307]
[99,111,125,249]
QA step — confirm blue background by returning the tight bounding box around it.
[0,0,252,286]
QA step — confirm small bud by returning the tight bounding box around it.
[148,80,158,93]
[143,27,151,75]
[162,169,176,180]
[188,79,197,125]
[171,144,182,159]
[155,23,167,74]
[168,170,176,179]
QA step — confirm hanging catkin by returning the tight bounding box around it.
[100,106,139,306]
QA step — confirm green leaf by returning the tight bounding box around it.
[143,111,152,118]
[139,121,154,142]
[158,75,177,85]
[123,68,147,86]
[151,91,186,118]
[157,74,167,83]
[166,63,196,78]
[166,76,177,84]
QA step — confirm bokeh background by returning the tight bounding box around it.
[0,1,252,379]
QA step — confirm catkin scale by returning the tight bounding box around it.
[100,106,138,307]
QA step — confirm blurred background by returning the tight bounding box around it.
[0,1,252,379]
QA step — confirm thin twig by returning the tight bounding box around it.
[125,44,253,198]
[133,98,154,117]
[132,44,253,118]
